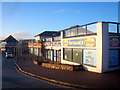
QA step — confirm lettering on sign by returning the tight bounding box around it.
[63,38,96,47]
[52,42,61,46]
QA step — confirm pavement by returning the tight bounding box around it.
[14,54,120,89]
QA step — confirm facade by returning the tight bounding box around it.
[18,39,35,54]
[1,35,18,54]
[28,22,120,73]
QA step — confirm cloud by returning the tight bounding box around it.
[73,10,81,13]
[53,9,81,13]
[54,9,69,13]
[11,31,35,40]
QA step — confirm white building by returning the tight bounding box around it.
[28,21,120,73]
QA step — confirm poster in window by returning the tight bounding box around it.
[83,49,96,66]
[109,50,119,67]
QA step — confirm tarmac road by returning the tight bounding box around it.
[1,54,72,89]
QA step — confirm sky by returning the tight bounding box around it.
[1,2,119,40]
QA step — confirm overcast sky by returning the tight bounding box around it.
[1,1,120,40]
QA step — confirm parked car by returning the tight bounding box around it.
[6,52,13,58]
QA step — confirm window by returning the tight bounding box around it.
[118,24,120,33]
[109,23,117,33]
[73,49,82,63]
[70,28,77,36]
[38,48,41,56]
[63,48,83,64]
[64,48,72,61]
[87,24,97,34]
[48,50,51,59]
[78,26,86,35]
[46,38,51,42]
[45,50,48,59]
[34,48,38,56]
[53,36,61,41]
[64,30,71,37]
[83,49,96,66]
[109,49,119,67]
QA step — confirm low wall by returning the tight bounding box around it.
[42,63,83,71]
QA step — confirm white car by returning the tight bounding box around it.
[6,52,13,58]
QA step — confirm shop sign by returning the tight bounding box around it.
[83,49,96,66]
[6,42,18,46]
[110,37,120,47]
[52,42,61,46]
[109,50,119,67]
[63,38,96,47]
[44,42,51,46]
[28,42,41,46]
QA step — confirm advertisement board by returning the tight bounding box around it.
[28,42,41,47]
[110,37,120,47]
[63,38,96,47]
[44,42,51,46]
[109,49,119,67]
[52,42,61,46]
[83,49,96,66]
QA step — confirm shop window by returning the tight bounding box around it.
[38,48,41,56]
[109,23,117,33]
[73,49,82,63]
[109,49,119,67]
[70,28,77,36]
[63,48,72,61]
[83,49,96,67]
[45,50,48,59]
[87,24,97,34]
[78,26,86,35]
[48,50,51,59]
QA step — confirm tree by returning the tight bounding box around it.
[39,39,45,58]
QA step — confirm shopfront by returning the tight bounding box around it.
[61,22,120,73]
[28,21,120,73]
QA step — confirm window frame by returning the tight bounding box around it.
[83,49,97,67]
[63,48,83,64]
[63,22,97,38]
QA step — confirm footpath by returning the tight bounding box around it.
[14,54,120,89]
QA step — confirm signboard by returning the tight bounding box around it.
[110,37,120,47]
[83,49,96,66]
[63,38,96,47]
[28,42,41,47]
[52,42,61,46]
[44,42,51,46]
[109,49,119,67]
[6,42,18,46]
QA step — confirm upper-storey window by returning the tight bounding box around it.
[70,28,77,36]
[109,23,117,33]
[118,24,120,33]
[45,38,51,42]
[78,26,86,35]
[53,36,61,41]
[87,24,97,34]
[64,30,71,37]
[63,23,97,38]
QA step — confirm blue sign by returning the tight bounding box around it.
[109,50,119,67]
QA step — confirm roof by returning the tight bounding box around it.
[35,31,58,37]
[2,35,18,42]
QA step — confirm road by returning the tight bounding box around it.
[1,53,72,89]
